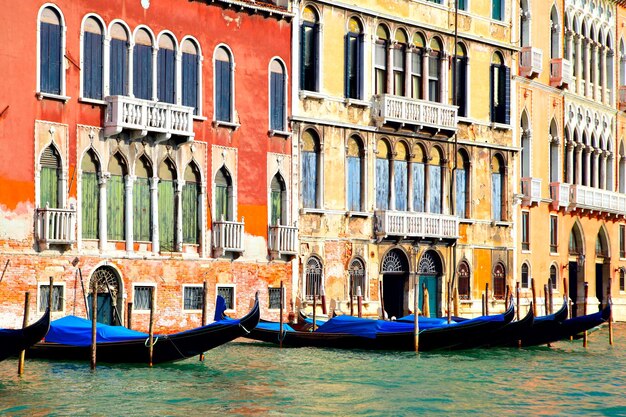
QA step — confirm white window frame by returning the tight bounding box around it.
[36,3,69,101]
[132,283,156,313]
[267,57,290,136]
[212,44,238,128]
[37,281,66,313]
[181,35,205,119]
[267,286,286,311]
[216,284,236,313]
[106,19,132,98]
[182,284,204,313]
[79,13,107,104]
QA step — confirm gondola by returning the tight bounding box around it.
[27,295,260,364]
[0,309,51,362]
[246,302,515,351]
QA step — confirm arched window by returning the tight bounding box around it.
[428,38,442,102]
[182,39,200,114]
[521,262,530,289]
[490,52,510,125]
[454,43,468,117]
[394,142,409,211]
[158,159,177,251]
[375,139,391,210]
[305,256,323,299]
[301,6,319,92]
[550,120,559,183]
[82,17,104,100]
[606,34,614,103]
[393,29,407,96]
[133,28,154,100]
[81,150,100,239]
[349,258,366,300]
[107,153,127,241]
[411,33,425,100]
[183,163,201,244]
[109,23,129,96]
[215,46,233,122]
[550,6,559,59]
[429,147,442,214]
[581,21,588,83]
[215,166,233,221]
[270,59,287,131]
[346,135,364,212]
[345,17,363,100]
[493,262,506,299]
[39,6,64,95]
[520,0,530,47]
[134,156,152,242]
[412,144,426,212]
[455,150,469,218]
[549,264,558,290]
[620,39,626,87]
[492,154,505,221]
[457,261,470,300]
[520,111,531,179]
[375,25,389,95]
[619,141,626,193]
[270,173,287,226]
[40,146,61,209]
[157,34,176,104]
[302,129,320,209]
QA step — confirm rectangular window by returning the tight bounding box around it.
[375,41,387,95]
[491,64,511,124]
[40,166,59,209]
[620,270,625,292]
[394,160,408,211]
[133,44,153,100]
[39,284,64,312]
[133,177,151,242]
[183,286,203,311]
[215,60,232,122]
[620,225,625,258]
[376,158,389,210]
[270,71,286,131]
[107,174,125,241]
[302,151,318,209]
[455,168,467,218]
[182,52,199,114]
[40,22,62,95]
[411,51,423,99]
[454,57,467,117]
[392,47,405,96]
[550,216,559,253]
[301,23,318,91]
[158,179,175,251]
[429,165,442,214]
[492,0,503,20]
[157,48,176,104]
[345,34,362,99]
[492,172,502,221]
[412,162,425,212]
[268,287,283,310]
[347,156,362,211]
[217,285,235,310]
[428,55,439,102]
[133,286,153,311]
[82,172,99,239]
[522,211,530,251]
[83,31,103,99]
[110,38,128,96]
[458,0,467,11]
[182,183,199,244]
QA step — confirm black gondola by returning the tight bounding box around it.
[0,309,51,362]
[27,295,259,364]
[247,303,515,351]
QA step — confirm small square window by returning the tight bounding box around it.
[268,287,283,310]
[217,285,235,310]
[183,286,203,311]
[39,284,64,312]
[133,286,154,311]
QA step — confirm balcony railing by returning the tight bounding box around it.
[521,177,542,206]
[519,47,543,78]
[372,94,458,134]
[374,210,459,241]
[550,58,572,88]
[550,182,572,209]
[268,224,298,259]
[570,185,626,215]
[104,96,195,141]
[212,217,245,257]
[619,86,626,111]
[35,206,76,249]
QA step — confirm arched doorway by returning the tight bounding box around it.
[88,266,123,325]
[418,250,443,317]
[568,223,584,317]
[595,227,610,311]
[381,249,409,319]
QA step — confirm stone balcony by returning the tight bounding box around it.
[519,47,543,78]
[374,210,459,241]
[371,94,458,136]
[212,217,245,257]
[520,177,542,207]
[268,224,298,260]
[550,58,572,88]
[104,96,195,142]
[550,182,626,216]
[35,206,76,250]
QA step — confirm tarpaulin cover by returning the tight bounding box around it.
[45,316,149,346]
[255,322,296,332]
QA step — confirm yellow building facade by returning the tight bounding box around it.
[291,0,519,319]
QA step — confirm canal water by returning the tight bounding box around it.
[1,324,624,416]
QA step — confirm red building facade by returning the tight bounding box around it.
[0,0,295,331]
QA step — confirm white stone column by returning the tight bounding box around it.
[440,53,448,104]
[103,36,111,97]
[584,38,591,97]
[600,151,608,190]
[175,179,183,252]
[584,147,591,186]
[150,177,160,254]
[199,183,207,258]
[98,173,109,252]
[592,148,600,188]
[423,48,431,102]
[175,51,182,105]
[567,141,575,184]
[601,46,608,104]
[125,175,135,252]
[386,43,394,95]
[404,47,412,98]
[128,41,135,98]
[575,146,583,185]
[152,46,159,101]
[575,35,583,94]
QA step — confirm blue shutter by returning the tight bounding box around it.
[182,53,198,113]
[503,66,511,125]
[134,45,152,100]
[84,32,103,99]
[376,158,389,210]
[157,49,174,103]
[492,172,502,220]
[216,60,231,121]
[40,23,50,93]
[412,162,425,212]
[429,165,441,214]
[344,34,351,98]
[41,22,61,95]
[490,65,496,123]
[455,168,466,218]
[394,160,407,211]
[347,156,361,211]
[270,72,284,130]
[110,39,127,96]
[215,60,223,120]
[302,151,317,208]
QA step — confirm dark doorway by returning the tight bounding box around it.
[418,275,437,317]
[89,266,122,325]
[381,249,409,320]
[568,261,578,317]
[417,250,443,317]
[87,293,114,324]
[595,263,604,311]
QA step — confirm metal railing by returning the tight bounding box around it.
[35,205,76,248]
[268,224,298,258]
[374,210,459,240]
[372,94,458,133]
[212,216,245,255]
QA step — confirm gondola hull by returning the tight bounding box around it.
[0,309,51,362]
[27,298,259,364]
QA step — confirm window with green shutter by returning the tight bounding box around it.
[134,156,151,242]
[183,163,200,244]
[107,153,126,241]
[158,159,176,251]
[40,146,60,208]
[215,167,232,221]
[270,174,285,226]
[81,150,100,239]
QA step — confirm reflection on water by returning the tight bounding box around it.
[1,325,625,416]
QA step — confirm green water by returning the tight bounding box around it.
[1,325,625,416]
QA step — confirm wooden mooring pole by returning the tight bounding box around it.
[583,282,589,348]
[312,284,317,331]
[531,278,537,317]
[548,283,554,314]
[563,277,570,319]
[504,285,510,310]
[279,281,284,349]
[320,286,327,316]
[91,277,97,371]
[379,280,385,320]
[413,281,419,353]
[357,286,363,318]
[200,281,208,362]
[127,302,133,329]
[485,283,489,315]
[543,284,549,316]
[17,292,30,375]
[608,282,613,346]
[350,284,354,317]
[516,282,520,321]
[148,289,155,366]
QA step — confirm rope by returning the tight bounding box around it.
[239,323,250,334]
[278,329,286,343]
[167,337,187,358]
[144,336,159,347]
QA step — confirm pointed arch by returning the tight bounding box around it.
[305,255,324,299]
[158,157,177,251]
[520,109,531,179]
[133,154,152,242]
[81,149,101,239]
[107,152,127,241]
[596,224,610,258]
[215,165,233,222]
[550,5,560,59]
[550,118,560,183]
[39,144,62,209]
[270,171,287,226]
[183,161,201,244]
